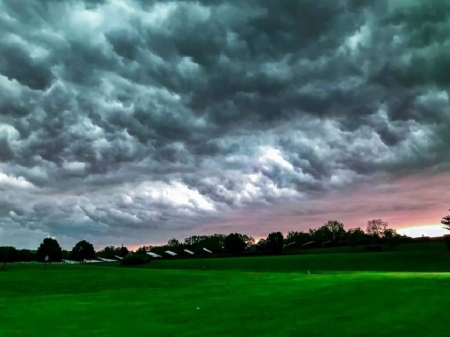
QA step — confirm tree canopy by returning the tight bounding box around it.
[0,246,17,270]
[266,232,284,254]
[224,233,247,255]
[346,228,366,247]
[36,238,62,262]
[366,219,389,239]
[71,240,96,262]
[442,208,450,230]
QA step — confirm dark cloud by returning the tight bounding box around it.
[0,0,449,249]
[0,42,54,90]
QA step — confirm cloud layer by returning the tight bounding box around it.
[0,0,449,249]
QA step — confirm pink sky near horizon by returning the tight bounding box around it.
[129,171,449,249]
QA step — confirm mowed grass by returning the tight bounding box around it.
[142,249,450,273]
[2,251,450,337]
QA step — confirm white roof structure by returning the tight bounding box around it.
[147,252,162,258]
[84,259,101,263]
[302,241,314,247]
[184,249,195,255]
[284,242,296,248]
[165,250,177,256]
[114,255,123,260]
[62,259,79,264]
[203,248,212,254]
[97,257,117,262]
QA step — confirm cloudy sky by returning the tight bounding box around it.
[0,0,449,250]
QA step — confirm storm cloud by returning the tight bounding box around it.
[0,0,449,249]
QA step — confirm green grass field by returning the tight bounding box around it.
[2,250,450,337]
[142,249,450,273]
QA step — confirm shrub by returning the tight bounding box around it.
[444,236,450,250]
[120,253,150,266]
[363,245,383,252]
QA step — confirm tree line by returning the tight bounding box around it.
[2,209,450,269]
[141,219,407,256]
[0,239,130,270]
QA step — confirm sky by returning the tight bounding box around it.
[0,0,449,250]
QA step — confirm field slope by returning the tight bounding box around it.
[142,249,450,273]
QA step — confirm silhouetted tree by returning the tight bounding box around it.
[310,222,344,245]
[99,245,130,258]
[167,238,181,247]
[136,245,153,254]
[17,249,33,262]
[366,219,388,240]
[70,240,95,262]
[323,220,346,242]
[119,245,129,257]
[285,231,312,247]
[238,234,255,247]
[266,232,284,254]
[37,238,62,262]
[183,234,227,253]
[61,249,70,260]
[383,228,401,247]
[97,246,116,259]
[442,208,450,230]
[309,227,331,245]
[0,246,17,270]
[256,238,268,252]
[346,228,366,247]
[224,233,247,255]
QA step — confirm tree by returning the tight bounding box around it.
[285,231,312,247]
[383,228,401,247]
[183,234,227,253]
[135,245,153,254]
[256,238,268,252]
[61,249,71,260]
[167,238,181,247]
[224,233,247,255]
[70,240,95,262]
[97,246,116,259]
[309,227,331,245]
[323,220,346,242]
[0,246,17,270]
[266,232,284,254]
[346,228,366,248]
[238,234,255,247]
[442,208,450,230]
[17,249,33,262]
[118,245,129,257]
[366,219,388,239]
[37,238,62,262]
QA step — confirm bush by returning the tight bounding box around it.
[363,245,383,252]
[120,254,150,266]
[444,236,450,250]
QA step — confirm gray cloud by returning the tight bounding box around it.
[0,0,449,249]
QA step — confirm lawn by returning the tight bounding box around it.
[142,249,450,273]
[2,254,450,337]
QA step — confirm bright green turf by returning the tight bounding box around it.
[2,256,450,337]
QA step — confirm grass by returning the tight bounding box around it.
[284,240,447,255]
[140,249,450,273]
[2,250,450,337]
